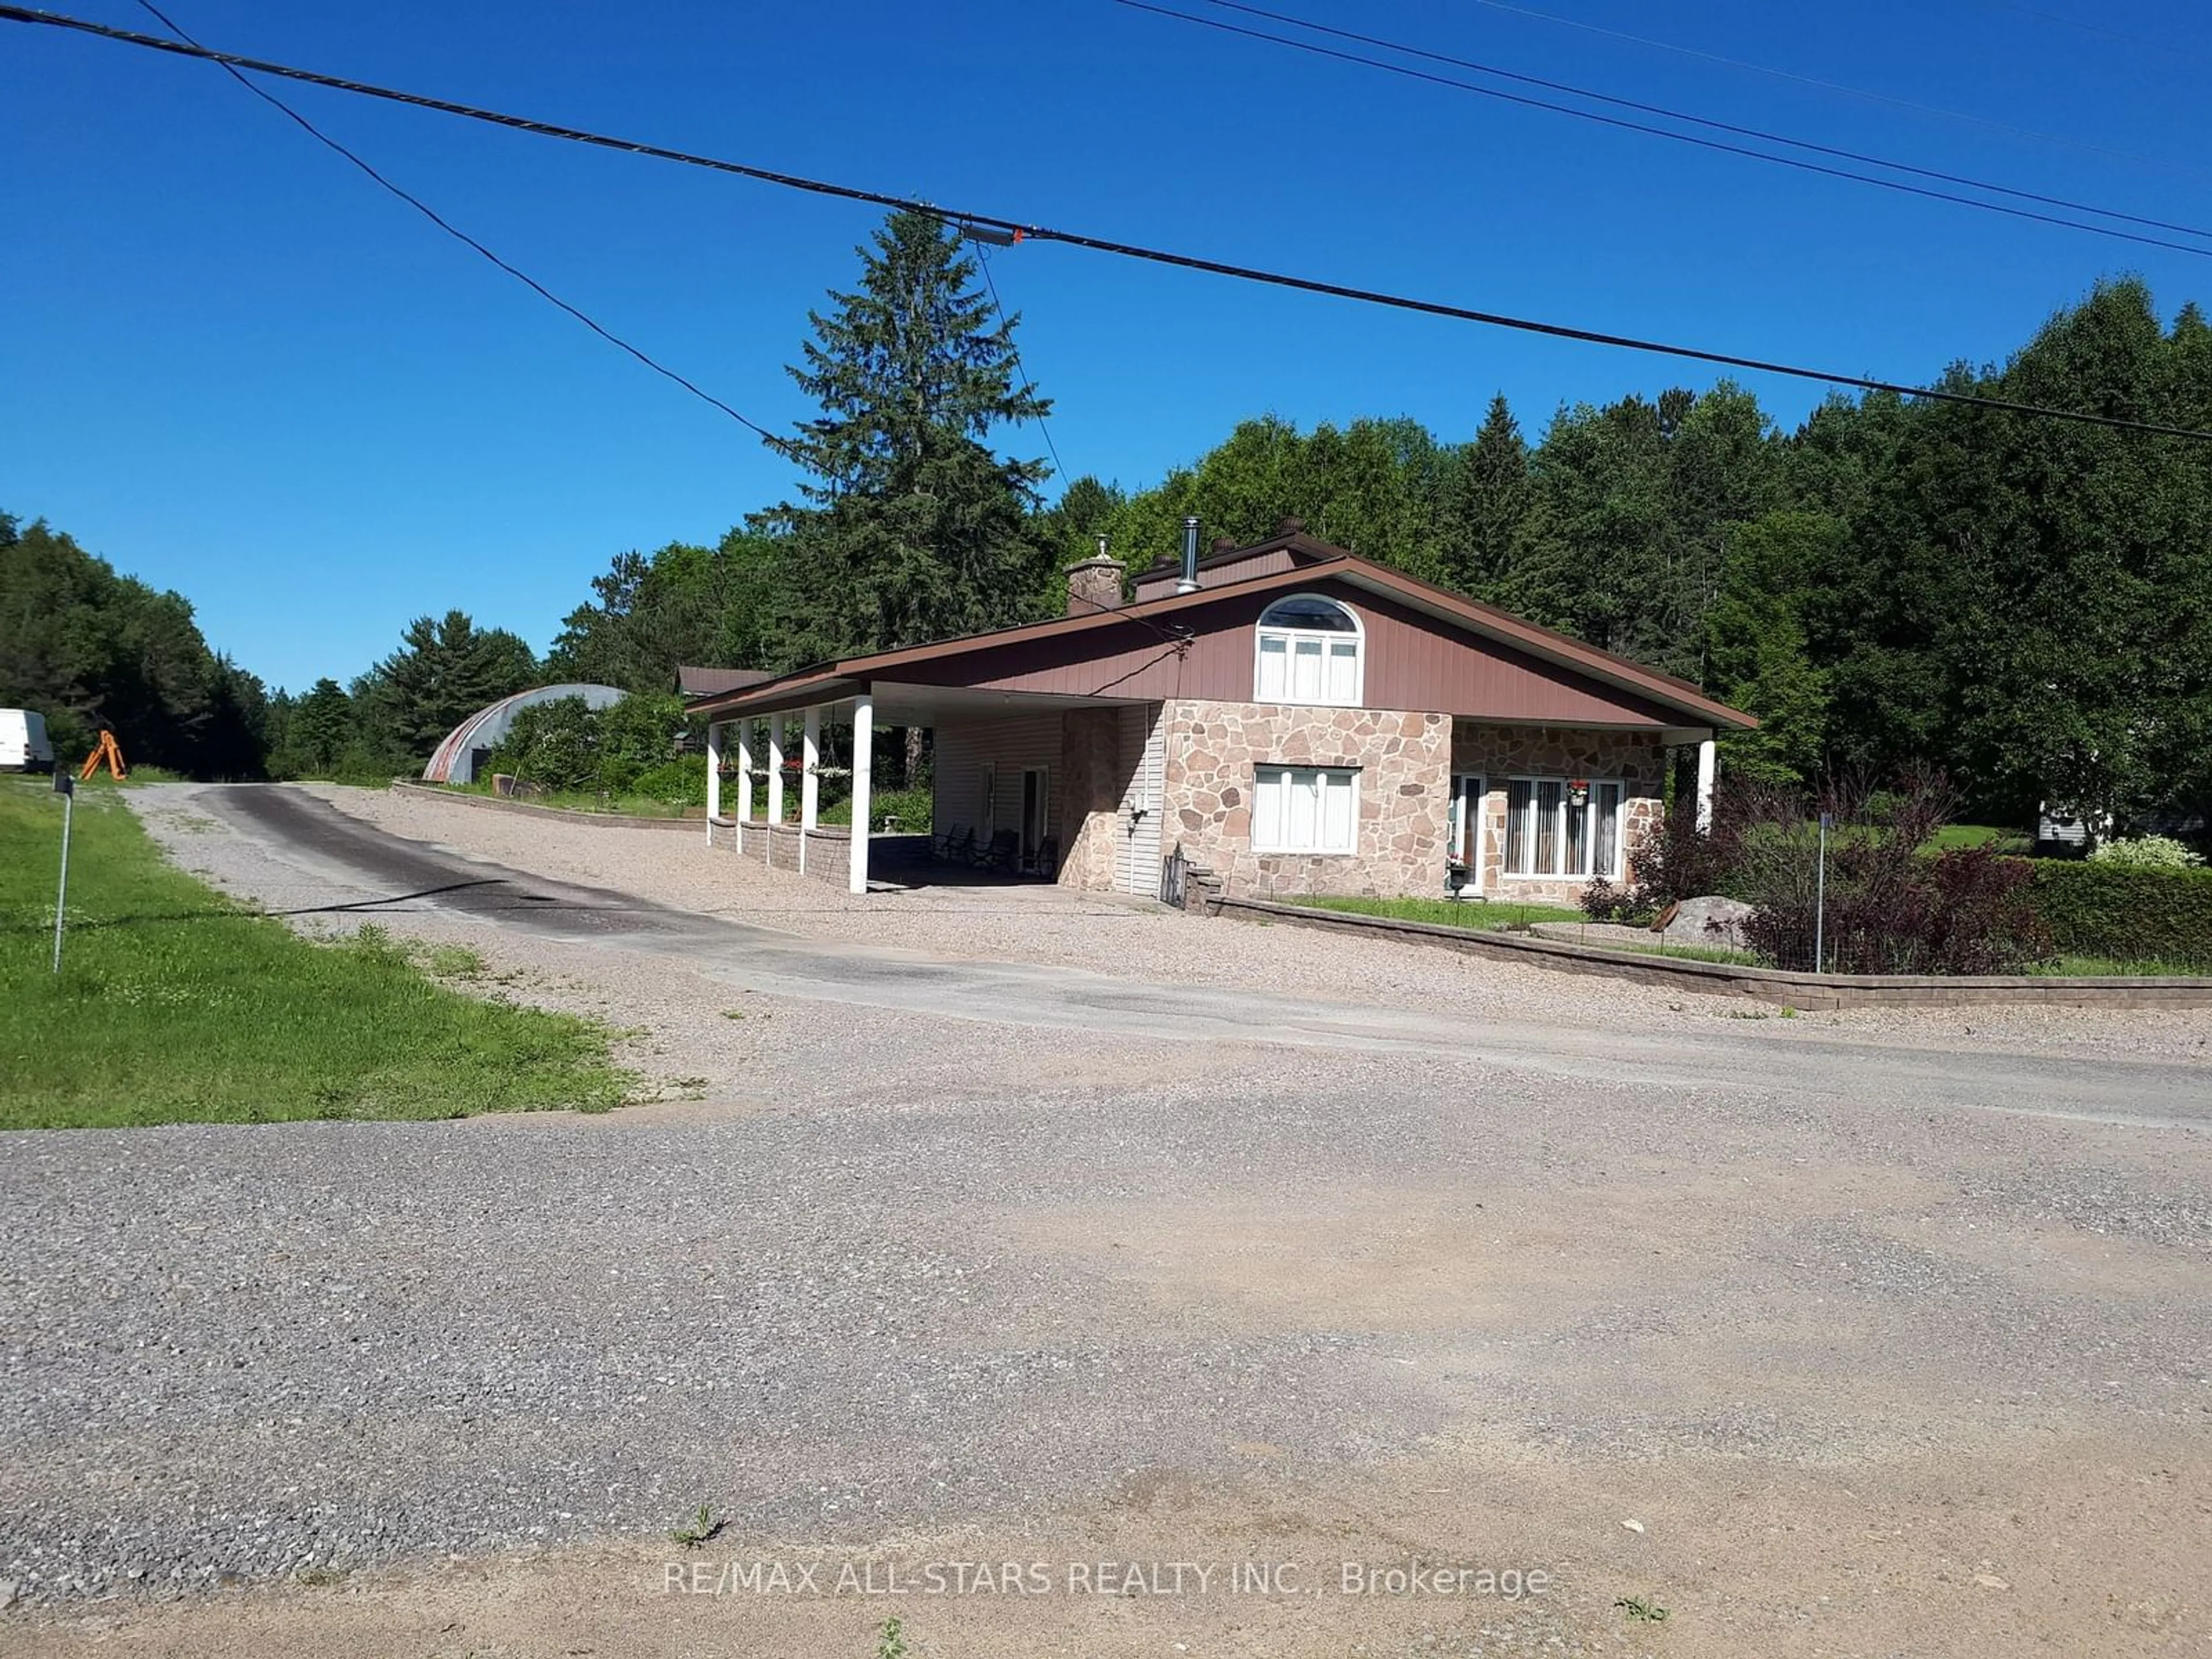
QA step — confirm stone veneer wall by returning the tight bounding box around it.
[1159,699,1453,899]
[1056,707,1122,891]
[1449,723,1665,906]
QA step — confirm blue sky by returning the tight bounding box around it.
[6,0,2209,691]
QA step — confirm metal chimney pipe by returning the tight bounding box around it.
[1176,516,1201,594]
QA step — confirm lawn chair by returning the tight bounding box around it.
[1028,835,1059,880]
[937,824,974,863]
[974,828,1019,872]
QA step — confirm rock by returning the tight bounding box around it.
[1656,895,1755,950]
[1973,1573,2010,1590]
[1622,1518,1645,1533]
[0,1579,17,1611]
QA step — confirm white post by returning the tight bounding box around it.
[801,706,821,875]
[735,721,755,854]
[766,718,785,868]
[704,721,723,843]
[848,693,873,895]
[1695,736,1718,833]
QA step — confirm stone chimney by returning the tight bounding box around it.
[1065,539,1124,615]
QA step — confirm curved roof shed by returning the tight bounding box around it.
[423,684,627,784]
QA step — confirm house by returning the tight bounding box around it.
[684,517,1757,902]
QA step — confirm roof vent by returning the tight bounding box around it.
[1210,536,1237,554]
[1275,514,1306,536]
[1176,516,1201,595]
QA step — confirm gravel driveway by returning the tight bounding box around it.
[2,783,2207,1657]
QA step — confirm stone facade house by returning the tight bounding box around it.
[685,520,1755,904]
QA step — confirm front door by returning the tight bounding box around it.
[1450,773,1486,894]
[1020,767,1048,869]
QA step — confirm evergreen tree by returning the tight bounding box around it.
[1440,393,1531,599]
[756,210,1055,668]
[357,611,539,760]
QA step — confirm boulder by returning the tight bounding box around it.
[1656,894,1755,950]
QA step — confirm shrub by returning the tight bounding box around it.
[487,696,599,791]
[631,756,708,806]
[2031,861,2212,968]
[1583,793,1747,923]
[1734,770,2049,974]
[2089,834,2205,872]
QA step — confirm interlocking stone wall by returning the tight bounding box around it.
[1159,699,1453,898]
[1449,722,1666,905]
[717,819,850,887]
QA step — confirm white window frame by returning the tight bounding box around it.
[1251,766,1361,855]
[1252,593,1365,707]
[1499,775,1626,881]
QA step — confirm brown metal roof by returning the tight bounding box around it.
[676,665,775,697]
[685,539,1755,730]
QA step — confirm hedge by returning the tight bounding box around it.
[2029,860,2212,967]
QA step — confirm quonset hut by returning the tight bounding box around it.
[422,684,626,785]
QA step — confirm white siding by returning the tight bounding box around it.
[1115,702,1166,896]
[931,713,1063,855]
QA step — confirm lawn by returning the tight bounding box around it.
[1290,894,1586,930]
[1,783,630,1129]
[1926,823,2031,852]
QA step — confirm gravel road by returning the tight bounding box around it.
[2,783,2207,1657]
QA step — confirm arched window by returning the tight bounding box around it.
[1254,593,1363,705]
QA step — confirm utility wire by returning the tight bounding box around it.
[9,4,2212,443]
[974,241,1068,484]
[1123,0,2212,256]
[1464,0,2202,180]
[123,0,784,445]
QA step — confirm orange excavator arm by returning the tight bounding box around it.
[78,730,127,782]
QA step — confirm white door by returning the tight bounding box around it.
[1115,703,1166,896]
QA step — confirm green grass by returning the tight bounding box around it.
[440,780,695,818]
[1,783,631,1129]
[2033,953,2212,977]
[1290,894,1586,930]
[1926,823,2031,852]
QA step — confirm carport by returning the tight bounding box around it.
[694,677,1165,897]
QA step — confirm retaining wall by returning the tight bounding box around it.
[1213,896,2212,1009]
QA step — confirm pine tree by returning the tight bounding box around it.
[757,210,1055,668]
[1440,393,1531,599]
[358,611,538,759]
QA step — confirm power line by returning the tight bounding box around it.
[1465,0,2204,180]
[1121,0,2212,257]
[7,3,2212,444]
[974,241,1068,483]
[126,0,785,445]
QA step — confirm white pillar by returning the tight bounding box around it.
[848,693,873,895]
[1695,736,1717,833]
[704,721,723,843]
[801,706,821,876]
[766,718,785,868]
[735,721,754,853]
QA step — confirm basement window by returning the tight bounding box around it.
[1252,767,1359,854]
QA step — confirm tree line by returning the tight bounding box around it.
[8,212,2210,835]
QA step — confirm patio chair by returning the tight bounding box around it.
[936,824,974,863]
[975,828,1019,872]
[1028,835,1060,880]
